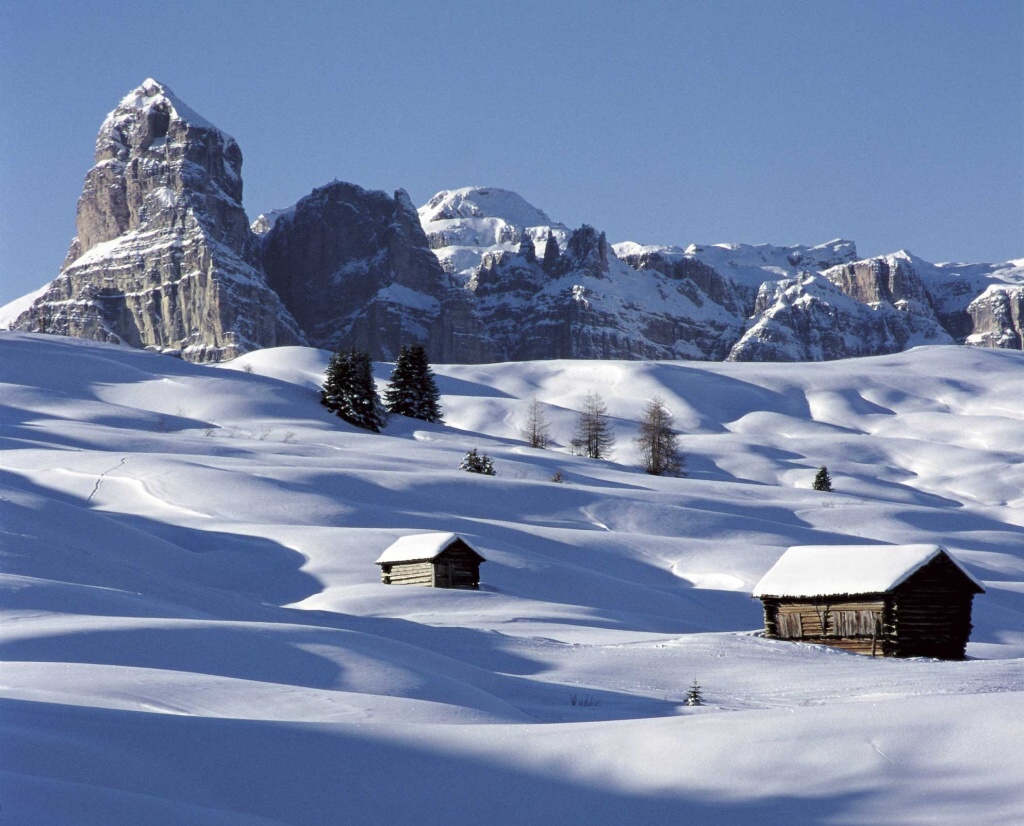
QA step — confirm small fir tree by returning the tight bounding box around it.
[321,349,386,432]
[461,448,496,475]
[384,344,444,423]
[522,397,551,449]
[570,391,615,459]
[634,396,685,476]
[812,466,833,492]
[685,677,703,707]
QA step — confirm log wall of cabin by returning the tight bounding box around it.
[763,597,893,656]
[380,561,434,586]
[891,555,977,659]
[434,545,481,589]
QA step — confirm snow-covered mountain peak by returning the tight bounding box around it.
[419,186,571,280]
[418,186,562,228]
[108,78,228,139]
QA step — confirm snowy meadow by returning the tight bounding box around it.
[1,331,1022,825]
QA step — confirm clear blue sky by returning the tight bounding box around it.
[2,0,1021,305]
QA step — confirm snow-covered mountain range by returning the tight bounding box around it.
[4,79,1022,363]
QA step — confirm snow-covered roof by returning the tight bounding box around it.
[752,544,983,598]
[375,533,482,565]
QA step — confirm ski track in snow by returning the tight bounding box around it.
[1,332,1023,825]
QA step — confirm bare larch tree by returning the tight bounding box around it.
[635,396,684,476]
[571,391,615,459]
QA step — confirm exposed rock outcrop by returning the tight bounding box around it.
[10,79,304,361]
[965,286,1024,349]
[727,275,954,362]
[258,182,498,362]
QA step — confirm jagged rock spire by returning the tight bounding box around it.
[11,79,305,362]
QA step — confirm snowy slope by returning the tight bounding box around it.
[2,332,1023,825]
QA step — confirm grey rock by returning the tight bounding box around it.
[11,79,304,362]
[728,275,954,362]
[258,180,496,362]
[965,286,1024,349]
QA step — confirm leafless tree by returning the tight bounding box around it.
[635,396,684,476]
[570,391,615,459]
[522,397,551,449]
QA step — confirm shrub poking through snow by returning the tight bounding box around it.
[384,344,444,423]
[461,448,495,475]
[813,466,833,492]
[550,470,565,483]
[321,349,386,432]
[686,677,703,707]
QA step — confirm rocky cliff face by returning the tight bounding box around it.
[10,79,304,361]
[256,182,491,360]
[727,275,954,362]
[965,286,1024,349]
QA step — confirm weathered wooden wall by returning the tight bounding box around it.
[379,541,483,589]
[891,554,976,659]
[760,552,979,658]
[433,544,481,589]
[765,598,892,656]
[380,561,434,586]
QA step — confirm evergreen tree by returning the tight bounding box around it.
[460,448,495,475]
[570,392,615,459]
[321,349,386,432]
[812,466,833,492]
[634,396,685,476]
[384,344,444,423]
[685,677,703,707]
[518,231,537,263]
[522,397,551,449]
[542,232,561,272]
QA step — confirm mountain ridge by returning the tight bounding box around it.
[5,80,1022,363]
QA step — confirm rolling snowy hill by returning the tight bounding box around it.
[2,331,1023,825]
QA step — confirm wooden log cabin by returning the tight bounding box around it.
[375,533,485,589]
[753,544,984,659]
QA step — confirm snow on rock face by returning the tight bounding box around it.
[9,79,304,362]
[418,186,571,280]
[727,274,954,362]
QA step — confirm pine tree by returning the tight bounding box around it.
[570,392,615,459]
[813,466,833,492]
[542,232,561,272]
[460,448,495,475]
[685,677,703,707]
[321,349,386,432]
[384,344,443,423]
[635,396,685,476]
[522,397,550,449]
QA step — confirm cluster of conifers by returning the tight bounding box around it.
[322,350,835,487]
[320,344,442,433]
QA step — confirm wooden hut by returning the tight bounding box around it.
[375,533,485,589]
[752,544,983,659]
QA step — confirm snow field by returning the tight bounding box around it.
[1,331,1023,824]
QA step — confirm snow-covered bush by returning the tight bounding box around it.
[461,448,495,475]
